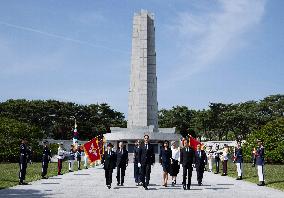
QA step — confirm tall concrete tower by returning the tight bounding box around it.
[127,10,158,131]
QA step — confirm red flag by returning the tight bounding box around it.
[189,135,202,151]
[83,138,101,163]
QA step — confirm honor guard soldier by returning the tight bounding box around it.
[68,145,76,172]
[214,144,221,174]
[76,144,83,170]
[180,139,195,190]
[19,138,31,185]
[102,143,117,189]
[57,142,65,175]
[256,139,265,186]
[234,142,243,180]
[41,140,52,179]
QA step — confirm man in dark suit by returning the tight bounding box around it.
[102,143,117,189]
[138,134,155,190]
[116,142,129,186]
[133,139,141,186]
[195,144,206,186]
[180,139,195,190]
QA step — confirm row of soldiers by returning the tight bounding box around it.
[205,139,265,186]
[19,139,88,185]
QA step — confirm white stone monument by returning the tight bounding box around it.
[105,10,179,153]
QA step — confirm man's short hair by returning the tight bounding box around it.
[144,134,149,139]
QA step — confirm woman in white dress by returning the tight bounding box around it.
[170,141,180,186]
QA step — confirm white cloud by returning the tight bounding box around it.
[167,0,266,81]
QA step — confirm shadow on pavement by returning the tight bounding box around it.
[113,186,139,189]
[216,184,234,186]
[205,187,230,190]
[0,189,50,198]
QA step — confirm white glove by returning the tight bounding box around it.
[138,163,141,167]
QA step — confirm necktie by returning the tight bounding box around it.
[121,149,123,154]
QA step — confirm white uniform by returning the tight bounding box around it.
[207,149,214,172]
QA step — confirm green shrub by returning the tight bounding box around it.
[243,118,284,164]
[0,117,44,162]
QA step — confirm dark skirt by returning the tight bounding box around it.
[170,159,180,176]
[162,162,171,173]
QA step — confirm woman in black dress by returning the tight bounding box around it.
[159,140,172,187]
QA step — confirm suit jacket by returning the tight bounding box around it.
[180,147,195,168]
[138,143,155,165]
[194,150,206,170]
[102,150,117,170]
[116,148,129,167]
[133,146,141,164]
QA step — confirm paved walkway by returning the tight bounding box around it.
[0,163,283,198]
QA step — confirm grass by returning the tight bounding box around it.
[0,161,81,190]
[212,161,284,191]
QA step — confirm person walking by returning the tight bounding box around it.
[234,142,243,180]
[170,141,180,186]
[138,134,155,190]
[159,140,172,187]
[180,139,195,190]
[195,144,207,186]
[102,143,117,189]
[256,139,265,186]
[41,140,52,179]
[116,142,129,186]
[133,140,142,186]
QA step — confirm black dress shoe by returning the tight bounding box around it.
[187,185,191,190]
[183,185,186,190]
[171,182,174,186]
[144,186,148,190]
[117,182,120,186]
[198,183,202,186]
[121,183,124,186]
[107,185,111,189]
[42,176,48,179]
[257,182,265,186]
[19,182,28,185]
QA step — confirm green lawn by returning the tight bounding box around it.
[0,161,81,190]
[212,161,284,191]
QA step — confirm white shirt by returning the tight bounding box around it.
[171,148,180,161]
[57,147,65,159]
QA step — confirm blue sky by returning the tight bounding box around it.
[0,0,283,117]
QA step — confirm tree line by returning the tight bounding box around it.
[159,94,283,142]
[0,94,283,162]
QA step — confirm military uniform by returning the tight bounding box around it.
[235,146,243,180]
[19,142,30,184]
[68,148,76,172]
[41,143,52,179]
[57,144,65,175]
[256,144,265,186]
[76,147,83,170]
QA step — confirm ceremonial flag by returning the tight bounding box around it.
[189,135,202,151]
[83,137,102,163]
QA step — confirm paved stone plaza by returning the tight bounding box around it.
[0,163,283,198]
